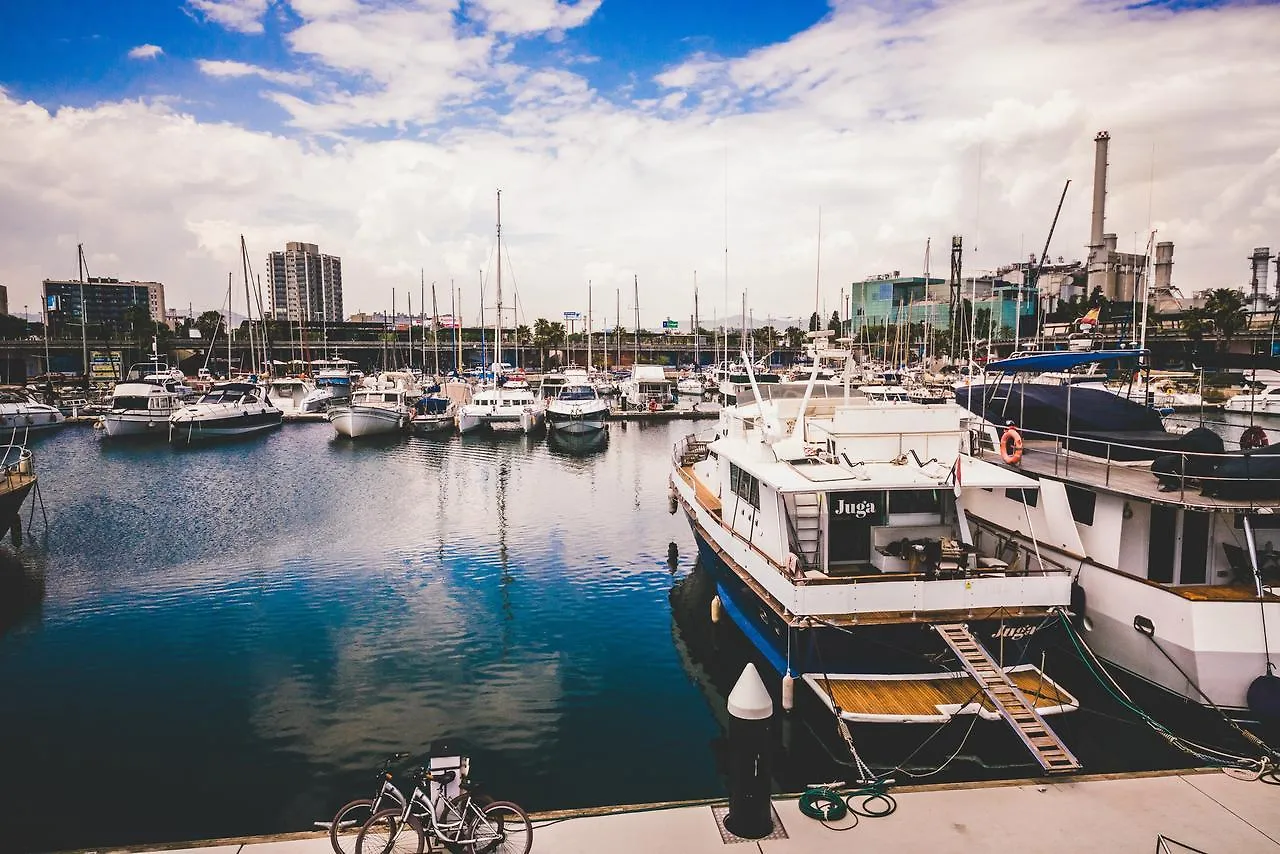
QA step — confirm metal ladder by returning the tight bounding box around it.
[934,623,1081,774]
[788,493,821,568]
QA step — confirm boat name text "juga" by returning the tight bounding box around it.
[833,498,879,518]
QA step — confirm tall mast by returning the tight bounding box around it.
[694,271,699,370]
[431,282,440,376]
[226,273,232,376]
[616,288,620,368]
[421,271,428,373]
[495,189,503,376]
[587,282,593,370]
[240,235,257,375]
[407,291,413,371]
[633,274,640,364]
[77,243,89,383]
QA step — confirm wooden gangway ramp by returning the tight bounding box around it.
[934,623,1081,774]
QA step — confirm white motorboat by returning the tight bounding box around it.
[0,389,66,435]
[100,359,189,438]
[457,384,545,434]
[959,349,1280,729]
[676,375,706,396]
[300,366,356,413]
[169,382,282,443]
[670,363,1080,770]
[329,373,418,438]
[411,381,469,435]
[266,376,316,415]
[1225,375,1280,415]
[621,365,675,411]
[546,382,609,434]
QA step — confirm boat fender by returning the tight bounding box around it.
[711,594,723,624]
[781,673,795,712]
[1069,581,1086,622]
[999,425,1023,464]
[1247,673,1280,720]
[1242,425,1269,451]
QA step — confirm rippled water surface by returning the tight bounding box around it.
[0,421,724,851]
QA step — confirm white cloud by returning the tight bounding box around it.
[186,0,271,34]
[469,0,602,36]
[197,59,311,87]
[3,0,1280,328]
[127,44,164,60]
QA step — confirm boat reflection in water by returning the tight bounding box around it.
[0,548,44,639]
[547,427,609,457]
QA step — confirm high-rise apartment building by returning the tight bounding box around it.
[266,242,344,323]
[41,277,165,331]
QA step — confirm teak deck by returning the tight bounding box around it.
[810,667,1077,722]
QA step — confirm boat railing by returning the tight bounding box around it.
[969,420,1280,505]
[0,444,33,486]
[672,432,713,467]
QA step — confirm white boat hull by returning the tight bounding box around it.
[457,405,546,434]
[329,406,409,438]
[101,413,170,437]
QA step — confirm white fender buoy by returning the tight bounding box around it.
[781,673,795,712]
[711,594,723,624]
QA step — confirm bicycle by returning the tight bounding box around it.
[328,752,412,854]
[356,764,532,854]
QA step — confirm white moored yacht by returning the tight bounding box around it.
[169,382,282,443]
[266,376,315,415]
[621,364,675,411]
[670,357,1082,774]
[959,350,1280,729]
[328,372,418,438]
[300,363,357,413]
[100,358,189,438]
[0,389,65,435]
[546,382,609,434]
[457,377,545,435]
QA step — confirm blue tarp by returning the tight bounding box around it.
[984,349,1147,374]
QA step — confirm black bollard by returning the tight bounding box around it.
[723,663,775,839]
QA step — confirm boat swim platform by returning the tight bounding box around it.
[72,769,1280,854]
[803,664,1077,724]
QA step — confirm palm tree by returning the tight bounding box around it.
[1202,287,1247,357]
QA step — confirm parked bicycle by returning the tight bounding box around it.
[356,763,532,854]
[328,752,412,854]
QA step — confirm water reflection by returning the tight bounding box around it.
[547,428,609,457]
[0,547,44,637]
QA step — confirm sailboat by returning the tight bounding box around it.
[456,191,546,435]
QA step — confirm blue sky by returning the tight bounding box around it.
[0,0,1277,323]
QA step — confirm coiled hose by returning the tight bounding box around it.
[798,779,897,826]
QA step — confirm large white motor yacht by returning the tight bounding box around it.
[170,382,282,443]
[0,390,65,435]
[546,382,609,434]
[300,364,356,413]
[621,365,675,411]
[457,378,545,435]
[328,372,418,438]
[266,376,316,415]
[101,359,189,438]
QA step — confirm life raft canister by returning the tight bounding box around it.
[1000,425,1024,464]
[1241,425,1269,450]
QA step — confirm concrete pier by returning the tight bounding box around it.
[67,769,1280,854]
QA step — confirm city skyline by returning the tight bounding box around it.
[1,1,1278,328]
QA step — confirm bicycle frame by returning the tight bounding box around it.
[384,775,493,848]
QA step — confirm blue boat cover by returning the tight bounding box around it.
[985,349,1147,374]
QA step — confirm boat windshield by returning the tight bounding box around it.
[112,395,151,410]
[199,389,249,404]
[558,386,596,401]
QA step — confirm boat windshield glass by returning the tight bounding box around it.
[559,386,596,400]
[200,389,247,404]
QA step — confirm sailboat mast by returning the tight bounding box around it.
[226,273,232,377]
[407,291,413,371]
[587,282,593,370]
[240,235,257,376]
[77,243,89,384]
[495,189,503,375]
[633,275,640,365]
[432,282,440,376]
[421,271,427,373]
[694,271,699,369]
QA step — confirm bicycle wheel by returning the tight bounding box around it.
[356,808,426,854]
[465,801,532,854]
[331,799,377,854]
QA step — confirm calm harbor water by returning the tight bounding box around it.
[0,415,1224,851]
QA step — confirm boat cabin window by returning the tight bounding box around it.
[383,393,400,403]
[1148,505,1176,583]
[1066,486,1096,526]
[887,489,942,519]
[1005,487,1038,507]
[827,490,887,564]
[113,395,150,410]
[559,386,596,400]
[729,463,760,509]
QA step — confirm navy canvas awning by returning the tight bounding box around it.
[985,349,1147,374]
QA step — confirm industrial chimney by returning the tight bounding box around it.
[1154,241,1173,290]
[1251,247,1273,303]
[1087,131,1110,293]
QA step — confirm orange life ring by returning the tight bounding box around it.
[648,398,659,412]
[1000,426,1024,464]
[1242,425,1269,450]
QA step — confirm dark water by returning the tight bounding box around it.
[0,418,1214,852]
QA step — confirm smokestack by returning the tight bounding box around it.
[1155,241,1173,290]
[1104,233,1117,253]
[1089,131,1110,251]
[1251,247,1273,301]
